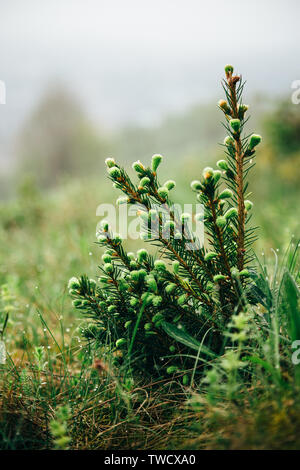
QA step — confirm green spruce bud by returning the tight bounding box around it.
[163,220,175,232]
[137,248,148,263]
[225,207,238,219]
[138,176,151,188]
[177,294,187,305]
[164,180,176,190]
[218,99,231,114]
[204,252,218,261]
[172,260,180,274]
[68,277,80,290]
[213,170,222,183]
[213,274,227,283]
[206,281,214,291]
[141,292,154,305]
[130,270,140,282]
[165,283,177,294]
[144,322,153,331]
[102,253,111,263]
[202,167,214,180]
[130,260,138,269]
[104,263,113,274]
[114,234,122,244]
[108,166,121,179]
[97,233,108,243]
[108,305,116,313]
[167,366,178,375]
[152,313,164,323]
[132,160,145,173]
[230,119,241,133]
[240,269,250,277]
[125,320,132,329]
[119,279,129,291]
[69,289,78,295]
[116,196,129,206]
[225,64,234,75]
[169,345,176,353]
[245,200,253,211]
[181,213,191,222]
[145,276,158,293]
[191,180,203,191]
[105,157,116,168]
[224,135,235,149]
[217,159,229,170]
[101,220,109,231]
[151,154,163,172]
[130,297,139,307]
[157,187,169,199]
[72,299,82,308]
[216,216,227,228]
[182,375,189,386]
[238,104,249,119]
[116,338,126,348]
[154,259,166,271]
[219,188,233,199]
[152,296,162,307]
[99,301,106,309]
[231,267,240,278]
[138,269,147,279]
[248,134,262,150]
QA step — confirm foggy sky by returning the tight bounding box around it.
[0,0,300,156]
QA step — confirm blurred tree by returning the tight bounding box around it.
[17,86,109,187]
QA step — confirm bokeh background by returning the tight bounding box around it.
[0,0,299,328]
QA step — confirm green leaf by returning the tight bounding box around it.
[161,322,216,358]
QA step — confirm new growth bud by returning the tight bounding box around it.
[230,119,241,133]
[108,166,121,179]
[152,154,163,172]
[154,260,166,271]
[248,134,262,150]
[245,200,253,211]
[204,252,218,261]
[225,207,238,219]
[157,187,169,199]
[138,176,150,188]
[137,248,148,263]
[202,167,214,180]
[217,159,229,171]
[164,180,176,190]
[219,189,233,200]
[225,64,234,76]
[132,160,145,173]
[218,99,231,114]
[105,157,116,168]
[191,180,203,191]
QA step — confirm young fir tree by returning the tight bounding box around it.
[68,65,262,378]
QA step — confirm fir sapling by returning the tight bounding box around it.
[69,65,262,378]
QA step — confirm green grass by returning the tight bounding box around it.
[0,176,300,450]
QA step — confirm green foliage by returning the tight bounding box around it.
[70,66,262,377]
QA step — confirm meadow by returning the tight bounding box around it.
[0,69,300,450]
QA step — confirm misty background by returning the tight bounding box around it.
[0,0,299,247]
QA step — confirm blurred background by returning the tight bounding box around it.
[0,0,299,322]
